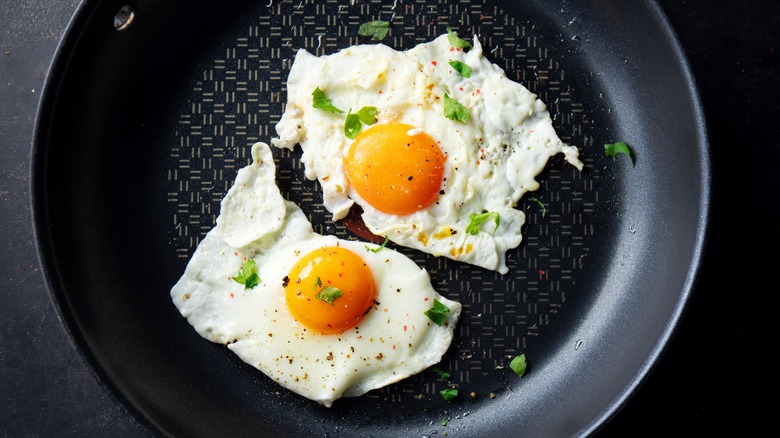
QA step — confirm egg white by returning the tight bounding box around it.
[272,33,583,274]
[171,142,461,407]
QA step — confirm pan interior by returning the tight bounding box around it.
[34,0,707,436]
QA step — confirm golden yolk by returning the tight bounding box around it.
[344,123,445,216]
[285,246,377,335]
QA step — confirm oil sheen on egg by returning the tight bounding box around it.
[272,32,584,274]
[171,142,461,407]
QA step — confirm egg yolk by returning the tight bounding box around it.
[285,246,377,335]
[344,123,445,216]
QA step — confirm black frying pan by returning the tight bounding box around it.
[32,0,709,436]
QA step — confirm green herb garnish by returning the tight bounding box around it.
[465,211,500,235]
[232,259,260,290]
[313,276,323,291]
[365,236,389,253]
[345,106,377,139]
[440,388,458,402]
[315,286,344,305]
[441,418,447,426]
[443,93,470,123]
[355,106,377,124]
[446,27,472,50]
[312,87,343,114]
[529,197,546,217]
[424,299,451,326]
[509,354,527,378]
[449,60,471,78]
[430,366,451,380]
[604,141,635,166]
[359,20,391,41]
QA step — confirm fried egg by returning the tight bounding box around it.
[272,31,583,274]
[171,142,461,407]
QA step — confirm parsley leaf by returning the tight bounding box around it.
[424,299,452,326]
[313,276,323,291]
[446,27,472,50]
[529,197,546,217]
[443,93,470,123]
[440,388,458,402]
[355,106,377,124]
[365,236,389,253]
[604,141,635,166]
[315,286,344,305]
[509,354,527,378]
[430,366,451,380]
[232,259,260,290]
[312,87,343,114]
[465,211,500,235]
[344,111,362,139]
[345,106,378,139]
[359,20,391,41]
[449,60,472,78]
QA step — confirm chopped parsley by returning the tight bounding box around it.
[443,93,470,123]
[604,141,635,166]
[440,388,458,402]
[364,236,389,253]
[449,60,471,78]
[312,87,343,114]
[424,299,451,326]
[232,259,260,290]
[446,27,472,50]
[358,20,391,41]
[313,276,323,290]
[529,197,546,217]
[345,106,378,139]
[509,354,527,378]
[430,366,451,380]
[465,211,500,235]
[441,418,447,426]
[315,286,344,305]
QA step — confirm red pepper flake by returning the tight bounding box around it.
[459,87,464,91]
[539,269,546,275]
[431,60,437,66]
[424,297,429,301]
[403,325,407,331]
[230,293,235,298]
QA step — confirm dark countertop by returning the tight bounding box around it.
[1,0,777,436]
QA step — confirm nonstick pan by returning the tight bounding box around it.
[32,0,709,436]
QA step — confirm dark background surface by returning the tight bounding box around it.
[1,0,776,436]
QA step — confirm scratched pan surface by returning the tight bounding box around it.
[32,0,708,436]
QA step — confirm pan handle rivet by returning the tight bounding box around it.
[113,5,135,32]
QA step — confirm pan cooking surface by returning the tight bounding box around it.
[33,0,708,436]
[166,0,598,403]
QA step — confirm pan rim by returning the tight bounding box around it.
[30,1,163,435]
